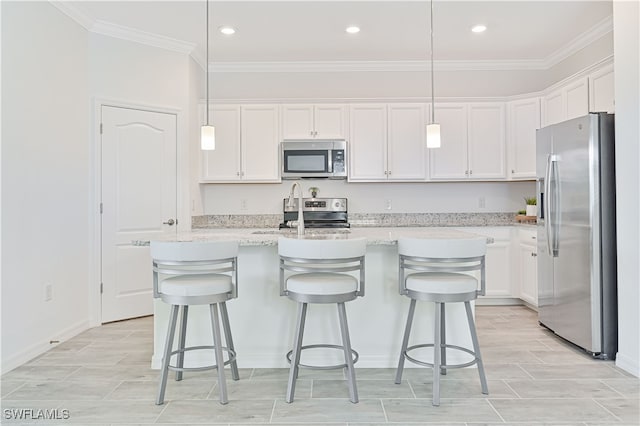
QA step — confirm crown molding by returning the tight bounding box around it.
[211,59,547,73]
[91,21,197,55]
[49,1,93,31]
[543,15,613,68]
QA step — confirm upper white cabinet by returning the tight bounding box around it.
[282,104,347,139]
[429,104,468,179]
[430,103,505,180]
[507,97,540,179]
[201,104,280,183]
[589,63,615,113]
[468,103,507,179]
[349,103,427,181]
[542,76,589,126]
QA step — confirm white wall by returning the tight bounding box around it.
[613,0,640,377]
[1,1,90,372]
[202,180,535,215]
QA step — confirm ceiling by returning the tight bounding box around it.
[63,1,613,68]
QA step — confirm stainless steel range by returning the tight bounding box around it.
[279,197,349,229]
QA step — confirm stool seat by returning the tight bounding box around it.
[287,272,358,295]
[406,272,477,294]
[160,274,232,297]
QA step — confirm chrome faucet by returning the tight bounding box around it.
[287,181,305,236]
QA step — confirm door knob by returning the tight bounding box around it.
[163,219,175,226]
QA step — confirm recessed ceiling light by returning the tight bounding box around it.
[219,26,236,35]
[345,26,360,34]
[471,25,487,33]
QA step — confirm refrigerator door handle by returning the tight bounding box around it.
[548,154,559,257]
[544,154,553,256]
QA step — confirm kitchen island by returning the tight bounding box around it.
[152,227,489,369]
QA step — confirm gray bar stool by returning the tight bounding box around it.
[151,240,240,405]
[394,237,488,406]
[278,236,366,403]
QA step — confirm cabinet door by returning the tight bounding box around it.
[565,77,589,120]
[387,103,427,180]
[468,103,506,179]
[240,105,280,182]
[543,90,564,126]
[429,104,468,179]
[508,97,540,179]
[589,64,615,113]
[314,104,347,139]
[519,243,538,306]
[485,240,513,297]
[282,104,314,139]
[348,104,387,181]
[201,105,241,181]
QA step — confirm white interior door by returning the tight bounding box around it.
[101,105,177,323]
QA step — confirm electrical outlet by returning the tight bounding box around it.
[240,199,248,211]
[386,199,392,210]
[44,282,53,302]
[478,197,486,208]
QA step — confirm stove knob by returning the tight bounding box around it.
[334,201,340,208]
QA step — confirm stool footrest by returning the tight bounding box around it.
[286,344,359,370]
[167,345,237,373]
[403,343,479,369]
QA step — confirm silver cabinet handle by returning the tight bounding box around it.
[512,169,515,173]
[469,170,473,175]
[163,219,175,226]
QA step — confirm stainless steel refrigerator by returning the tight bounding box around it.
[536,112,617,359]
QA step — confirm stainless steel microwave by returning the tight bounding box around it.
[281,140,347,179]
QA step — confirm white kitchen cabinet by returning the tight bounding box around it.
[589,63,615,113]
[349,103,427,181]
[201,104,280,183]
[455,227,513,299]
[282,104,347,139]
[507,97,540,179]
[517,228,538,307]
[429,104,468,179]
[542,76,589,126]
[348,104,387,180]
[430,103,505,180]
[468,103,506,179]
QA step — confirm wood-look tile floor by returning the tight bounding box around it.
[1,306,638,425]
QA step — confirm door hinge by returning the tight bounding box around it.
[100,282,104,294]
[100,203,103,214]
[100,123,103,134]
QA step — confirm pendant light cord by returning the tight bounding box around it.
[205,0,210,126]
[430,0,435,124]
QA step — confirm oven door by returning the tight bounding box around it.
[282,149,332,178]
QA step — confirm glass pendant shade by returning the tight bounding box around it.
[201,125,215,150]
[426,123,441,148]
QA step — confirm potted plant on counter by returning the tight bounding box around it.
[524,197,537,217]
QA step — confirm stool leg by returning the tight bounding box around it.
[337,302,358,404]
[175,305,189,381]
[286,302,307,403]
[210,303,228,405]
[432,302,442,406]
[156,304,179,405]
[464,301,488,395]
[440,303,447,376]
[395,298,417,384]
[220,302,240,381]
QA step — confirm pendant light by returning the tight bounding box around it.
[426,0,441,148]
[201,0,215,150]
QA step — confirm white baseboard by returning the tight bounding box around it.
[1,319,91,374]
[615,352,640,378]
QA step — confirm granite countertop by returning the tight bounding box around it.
[158,227,493,246]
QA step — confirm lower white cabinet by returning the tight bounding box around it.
[456,227,513,299]
[517,228,538,307]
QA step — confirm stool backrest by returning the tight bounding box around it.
[150,240,239,298]
[398,237,487,296]
[278,237,367,297]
